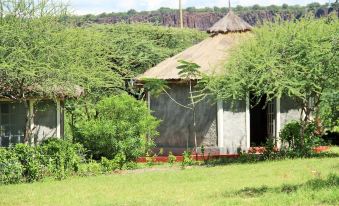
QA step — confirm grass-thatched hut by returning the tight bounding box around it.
[137,11,300,155]
[0,86,83,147]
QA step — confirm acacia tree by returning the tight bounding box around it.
[205,16,338,146]
[0,0,123,143]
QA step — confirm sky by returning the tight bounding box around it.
[66,0,331,15]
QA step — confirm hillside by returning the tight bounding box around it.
[75,3,339,30]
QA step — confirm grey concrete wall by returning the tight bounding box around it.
[280,96,300,130]
[222,100,247,154]
[150,84,217,148]
[33,100,57,142]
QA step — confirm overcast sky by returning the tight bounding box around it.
[66,0,331,15]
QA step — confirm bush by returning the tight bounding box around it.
[75,94,160,164]
[100,157,119,173]
[0,139,85,184]
[280,121,326,155]
[168,152,176,165]
[0,148,23,184]
[12,144,44,182]
[181,151,193,168]
[39,139,85,179]
[78,161,102,176]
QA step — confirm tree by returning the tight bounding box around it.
[205,16,339,146]
[186,7,197,13]
[0,0,123,143]
[252,4,261,11]
[177,60,202,158]
[307,2,321,12]
[127,9,137,16]
[158,7,172,14]
[282,4,289,10]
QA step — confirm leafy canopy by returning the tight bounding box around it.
[0,0,122,100]
[206,16,338,106]
[90,23,207,77]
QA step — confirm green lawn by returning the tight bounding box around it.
[0,150,338,206]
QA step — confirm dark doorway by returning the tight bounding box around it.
[250,94,268,146]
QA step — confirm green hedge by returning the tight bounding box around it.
[0,139,85,184]
[75,94,160,167]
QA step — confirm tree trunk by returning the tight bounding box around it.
[189,80,198,160]
[300,103,312,148]
[23,100,33,145]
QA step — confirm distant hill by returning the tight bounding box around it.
[74,2,339,30]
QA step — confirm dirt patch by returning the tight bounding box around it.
[115,166,183,175]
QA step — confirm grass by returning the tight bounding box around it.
[0,149,338,206]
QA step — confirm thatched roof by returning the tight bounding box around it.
[136,11,252,81]
[137,33,250,81]
[207,11,253,34]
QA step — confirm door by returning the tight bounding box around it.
[250,95,276,147]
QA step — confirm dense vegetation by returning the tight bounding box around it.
[0,139,84,184]
[205,15,339,148]
[0,0,207,145]
[87,23,207,78]
[75,94,159,165]
[0,1,338,189]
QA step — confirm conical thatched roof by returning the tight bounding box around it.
[136,33,250,81]
[136,10,253,82]
[207,10,252,34]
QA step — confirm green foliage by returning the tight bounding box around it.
[142,78,169,96]
[89,24,207,77]
[206,16,338,146]
[319,91,339,132]
[78,161,102,177]
[75,94,159,165]
[74,3,336,25]
[64,24,206,139]
[167,152,176,165]
[0,148,23,184]
[12,144,44,182]
[39,139,85,180]
[181,151,193,168]
[280,121,326,153]
[0,139,84,184]
[100,157,119,173]
[207,17,338,103]
[177,60,201,80]
[0,0,122,100]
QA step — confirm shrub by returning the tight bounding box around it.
[12,144,44,182]
[100,157,119,173]
[0,139,85,184]
[39,139,85,179]
[76,94,160,164]
[0,148,23,184]
[78,161,102,176]
[168,152,176,165]
[181,151,193,168]
[280,121,326,155]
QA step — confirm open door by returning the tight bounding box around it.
[250,94,276,147]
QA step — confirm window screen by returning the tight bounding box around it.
[0,102,26,147]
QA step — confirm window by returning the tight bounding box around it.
[267,100,276,138]
[0,102,26,147]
